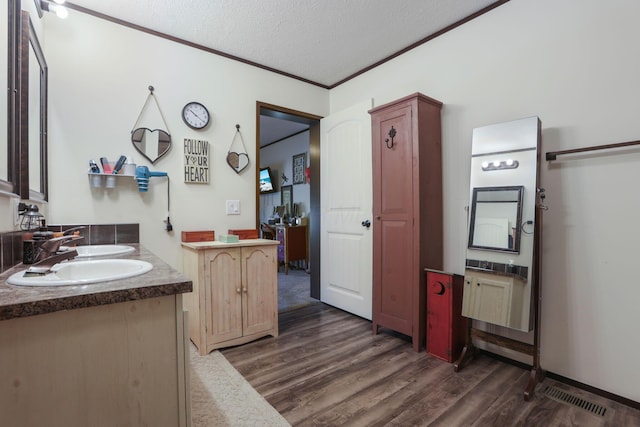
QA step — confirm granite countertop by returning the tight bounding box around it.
[464,265,527,281]
[0,244,192,321]
[182,238,280,250]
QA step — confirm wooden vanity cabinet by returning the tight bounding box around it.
[370,93,443,352]
[462,269,526,329]
[182,240,279,355]
[0,295,191,427]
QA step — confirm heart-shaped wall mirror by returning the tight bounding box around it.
[226,124,250,174]
[227,151,249,173]
[130,86,171,164]
[131,127,171,164]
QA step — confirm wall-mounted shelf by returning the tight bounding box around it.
[88,173,135,189]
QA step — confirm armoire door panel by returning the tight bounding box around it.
[377,219,413,335]
[378,108,413,216]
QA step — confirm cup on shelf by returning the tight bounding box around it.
[123,163,137,176]
[90,174,103,188]
[105,175,117,188]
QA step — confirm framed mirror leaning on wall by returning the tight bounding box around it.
[456,116,544,400]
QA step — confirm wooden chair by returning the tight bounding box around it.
[261,223,276,240]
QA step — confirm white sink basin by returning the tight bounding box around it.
[7,259,153,287]
[66,245,135,259]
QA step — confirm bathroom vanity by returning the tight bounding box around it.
[182,239,279,355]
[0,245,192,427]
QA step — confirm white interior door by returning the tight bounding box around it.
[320,100,373,320]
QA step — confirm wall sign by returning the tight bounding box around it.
[184,138,209,183]
[292,152,306,184]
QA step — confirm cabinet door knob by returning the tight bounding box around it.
[361,219,371,228]
[236,288,241,293]
[243,288,247,293]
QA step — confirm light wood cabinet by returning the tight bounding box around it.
[0,295,190,427]
[462,269,525,329]
[370,93,443,352]
[182,240,279,355]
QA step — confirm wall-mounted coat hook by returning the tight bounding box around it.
[385,126,396,149]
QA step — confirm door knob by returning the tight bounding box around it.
[361,220,371,228]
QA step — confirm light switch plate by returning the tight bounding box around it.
[226,200,240,215]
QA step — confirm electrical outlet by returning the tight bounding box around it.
[226,200,240,215]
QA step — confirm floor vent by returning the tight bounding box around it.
[543,385,608,417]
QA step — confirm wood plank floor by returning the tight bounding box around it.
[221,302,640,426]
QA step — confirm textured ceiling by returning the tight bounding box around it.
[64,0,502,88]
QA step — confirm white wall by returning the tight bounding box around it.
[331,0,640,402]
[42,8,327,270]
[259,132,310,224]
[2,0,637,404]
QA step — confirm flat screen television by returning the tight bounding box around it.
[259,167,277,194]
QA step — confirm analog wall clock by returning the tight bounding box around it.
[182,101,210,130]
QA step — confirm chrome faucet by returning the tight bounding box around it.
[25,235,84,275]
[62,226,86,236]
[36,235,84,261]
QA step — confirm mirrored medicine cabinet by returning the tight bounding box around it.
[22,9,48,201]
[0,1,18,195]
[1,1,48,201]
[462,116,541,332]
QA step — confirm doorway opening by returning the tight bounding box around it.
[255,102,322,311]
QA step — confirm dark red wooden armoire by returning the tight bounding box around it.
[369,93,443,352]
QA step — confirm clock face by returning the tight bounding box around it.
[182,102,210,129]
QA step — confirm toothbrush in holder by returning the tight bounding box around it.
[112,155,127,174]
[100,157,112,174]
